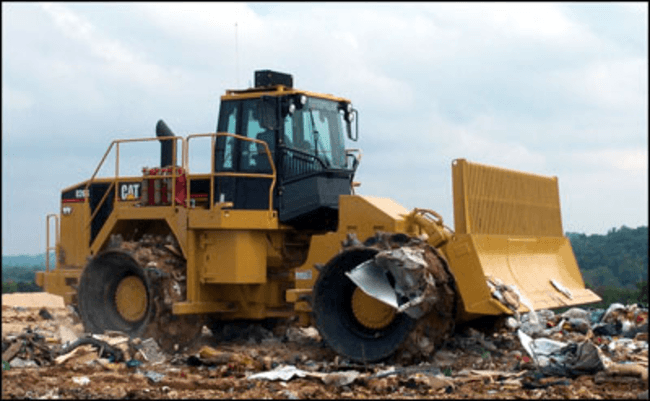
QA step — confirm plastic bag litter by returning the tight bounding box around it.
[248,365,309,381]
[607,338,649,354]
[143,370,165,383]
[248,364,361,386]
[589,309,606,325]
[597,303,648,338]
[563,318,591,334]
[561,308,589,320]
[138,338,166,365]
[518,330,567,367]
[72,376,90,386]
[517,330,609,377]
[9,358,38,368]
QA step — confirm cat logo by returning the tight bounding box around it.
[119,183,141,201]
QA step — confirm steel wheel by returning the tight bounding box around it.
[313,248,416,363]
[78,250,153,337]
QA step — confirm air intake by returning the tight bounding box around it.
[255,70,293,88]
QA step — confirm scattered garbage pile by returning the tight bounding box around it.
[2,300,648,399]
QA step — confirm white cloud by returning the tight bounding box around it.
[135,2,263,42]
[572,148,649,173]
[40,2,174,91]
[551,57,649,110]
[2,87,35,111]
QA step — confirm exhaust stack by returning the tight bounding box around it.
[155,119,174,167]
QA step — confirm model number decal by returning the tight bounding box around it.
[119,183,141,201]
[75,189,88,199]
[295,270,312,280]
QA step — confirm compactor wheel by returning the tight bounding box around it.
[77,250,153,338]
[77,238,203,352]
[313,248,416,363]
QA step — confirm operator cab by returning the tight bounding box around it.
[213,70,359,231]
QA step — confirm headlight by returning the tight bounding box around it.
[300,95,307,105]
[346,103,353,113]
[288,103,296,114]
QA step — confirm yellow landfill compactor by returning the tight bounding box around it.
[36,70,600,362]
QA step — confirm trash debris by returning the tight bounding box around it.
[72,376,90,386]
[138,338,166,365]
[281,389,299,399]
[248,364,362,387]
[563,318,591,334]
[248,365,308,381]
[607,338,649,354]
[1,296,647,399]
[59,336,124,363]
[518,330,609,377]
[9,358,38,368]
[38,308,54,320]
[2,327,56,367]
[124,358,142,368]
[561,307,589,320]
[143,370,166,383]
[285,326,321,343]
[598,303,649,338]
[59,325,79,345]
[318,370,360,387]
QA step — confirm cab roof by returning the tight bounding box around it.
[221,85,351,103]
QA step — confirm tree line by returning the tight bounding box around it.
[567,225,648,308]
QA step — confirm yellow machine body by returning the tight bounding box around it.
[37,78,599,334]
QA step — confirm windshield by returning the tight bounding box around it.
[283,97,346,168]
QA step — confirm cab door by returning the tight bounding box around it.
[214,98,277,210]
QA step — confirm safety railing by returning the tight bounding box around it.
[85,136,185,229]
[45,214,59,273]
[185,133,277,212]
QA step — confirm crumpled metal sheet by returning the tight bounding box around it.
[345,247,437,319]
[346,259,399,309]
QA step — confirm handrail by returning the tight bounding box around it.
[45,214,59,273]
[85,136,185,229]
[186,132,277,212]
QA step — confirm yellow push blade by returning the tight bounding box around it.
[447,159,601,318]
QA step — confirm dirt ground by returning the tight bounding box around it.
[2,293,648,399]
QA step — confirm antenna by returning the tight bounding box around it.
[235,22,239,88]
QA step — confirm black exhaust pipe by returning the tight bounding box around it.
[155,119,174,167]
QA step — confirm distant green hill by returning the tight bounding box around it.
[567,225,648,291]
[2,253,48,268]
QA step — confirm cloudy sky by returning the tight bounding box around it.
[2,2,648,256]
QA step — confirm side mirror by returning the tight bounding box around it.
[346,108,358,141]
